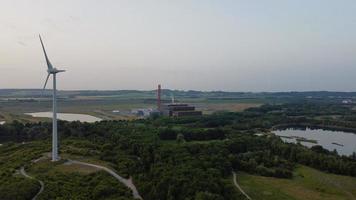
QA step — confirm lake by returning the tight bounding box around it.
[25,112,102,123]
[273,128,356,156]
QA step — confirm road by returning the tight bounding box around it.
[20,167,44,200]
[232,171,252,200]
[69,160,143,200]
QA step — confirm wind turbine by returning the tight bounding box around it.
[39,35,65,161]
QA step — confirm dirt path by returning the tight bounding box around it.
[232,172,252,200]
[69,160,143,200]
[20,167,44,200]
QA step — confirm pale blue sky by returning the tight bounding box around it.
[1,0,356,91]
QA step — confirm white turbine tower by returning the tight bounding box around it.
[39,35,65,161]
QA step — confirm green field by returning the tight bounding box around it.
[0,95,262,123]
[238,165,356,200]
[4,88,320,123]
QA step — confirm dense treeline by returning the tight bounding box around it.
[36,170,134,200]
[0,142,49,200]
[236,151,294,178]
[0,177,39,200]
[269,138,356,176]
[158,127,226,141]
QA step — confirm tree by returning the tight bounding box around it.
[176,133,185,144]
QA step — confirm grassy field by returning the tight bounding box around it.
[0,97,262,123]
[195,102,261,114]
[237,165,356,200]
[0,99,154,122]
[3,89,301,123]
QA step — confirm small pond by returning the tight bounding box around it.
[25,112,102,123]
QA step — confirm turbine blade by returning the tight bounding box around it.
[43,73,50,90]
[39,34,53,69]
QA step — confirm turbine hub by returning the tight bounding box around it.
[48,68,65,74]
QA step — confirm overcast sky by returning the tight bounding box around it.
[1,0,356,91]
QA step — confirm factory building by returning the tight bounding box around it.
[161,103,202,117]
[156,84,202,117]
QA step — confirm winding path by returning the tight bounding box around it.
[232,172,251,200]
[69,160,143,200]
[20,167,44,200]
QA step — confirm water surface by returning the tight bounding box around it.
[26,112,102,123]
[273,128,356,156]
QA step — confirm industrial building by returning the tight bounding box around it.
[156,84,202,117]
[161,103,202,117]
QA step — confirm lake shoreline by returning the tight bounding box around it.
[271,123,356,135]
[273,127,356,156]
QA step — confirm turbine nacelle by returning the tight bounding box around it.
[47,68,66,74]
